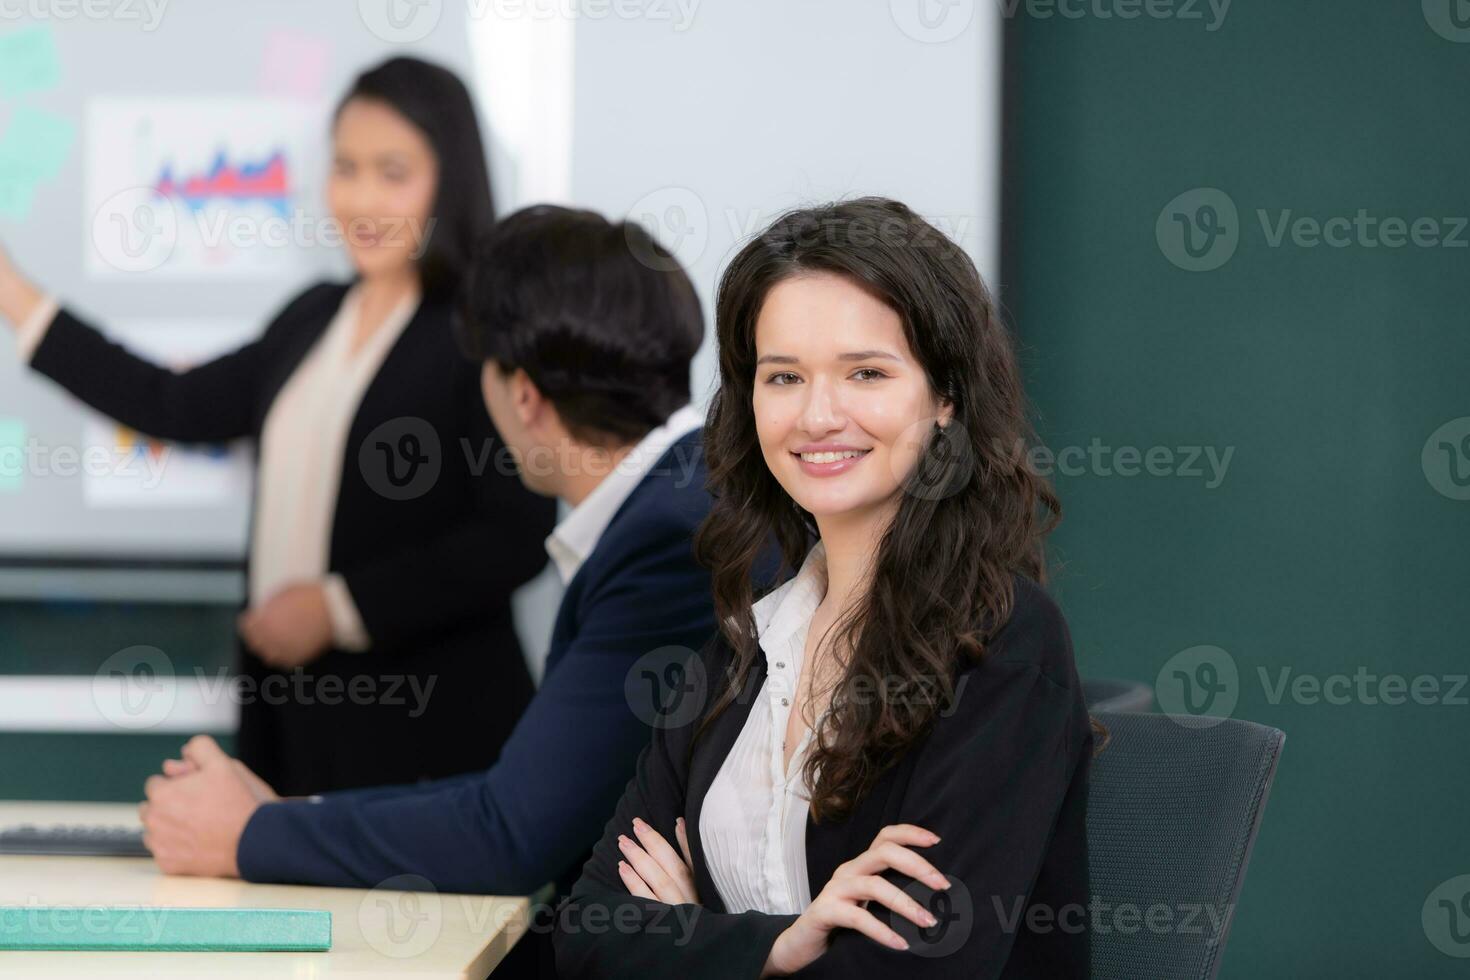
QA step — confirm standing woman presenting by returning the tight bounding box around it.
[0,58,556,796]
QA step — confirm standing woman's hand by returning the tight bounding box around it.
[761,824,951,978]
[0,241,46,329]
[237,582,335,670]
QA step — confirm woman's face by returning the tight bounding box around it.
[327,98,438,280]
[752,272,951,526]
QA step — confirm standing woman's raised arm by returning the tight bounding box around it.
[0,240,335,445]
[0,243,47,339]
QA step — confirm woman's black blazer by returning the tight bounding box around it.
[29,280,557,795]
[554,573,1094,980]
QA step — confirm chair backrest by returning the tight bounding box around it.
[1084,677,1154,713]
[1087,712,1285,980]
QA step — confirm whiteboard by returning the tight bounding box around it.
[0,8,479,567]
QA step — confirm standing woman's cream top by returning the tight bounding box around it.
[15,283,420,650]
[251,283,420,648]
[699,542,834,915]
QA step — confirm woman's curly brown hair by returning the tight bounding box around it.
[693,197,1076,822]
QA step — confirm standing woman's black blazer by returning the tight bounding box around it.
[28,280,556,795]
[555,574,1094,980]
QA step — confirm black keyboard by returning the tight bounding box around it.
[0,823,151,857]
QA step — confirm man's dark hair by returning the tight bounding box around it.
[456,205,704,446]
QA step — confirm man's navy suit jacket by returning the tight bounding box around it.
[237,430,719,895]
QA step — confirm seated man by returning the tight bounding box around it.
[138,204,723,900]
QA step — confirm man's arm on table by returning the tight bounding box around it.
[237,549,714,895]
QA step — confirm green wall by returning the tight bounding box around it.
[0,732,235,801]
[1008,2,1470,976]
[0,599,236,800]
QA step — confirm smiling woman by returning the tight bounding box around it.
[555,198,1098,980]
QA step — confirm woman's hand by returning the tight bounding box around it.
[761,823,950,978]
[238,583,334,670]
[615,816,700,907]
[0,241,45,329]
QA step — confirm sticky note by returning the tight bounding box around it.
[260,30,332,100]
[0,106,74,219]
[0,105,76,181]
[0,178,35,220]
[0,418,25,492]
[0,26,61,99]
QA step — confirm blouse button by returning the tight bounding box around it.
[781,697,790,706]
[776,661,786,669]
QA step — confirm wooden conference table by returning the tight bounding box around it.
[0,800,532,978]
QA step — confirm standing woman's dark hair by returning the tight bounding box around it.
[695,197,1064,822]
[336,56,495,301]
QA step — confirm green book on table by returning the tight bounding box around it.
[0,906,332,951]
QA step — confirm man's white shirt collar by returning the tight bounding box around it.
[545,402,705,585]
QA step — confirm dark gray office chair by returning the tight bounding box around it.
[1087,712,1285,980]
[1084,677,1154,713]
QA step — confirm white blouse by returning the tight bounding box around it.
[17,285,420,651]
[251,283,420,648]
[700,543,833,915]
